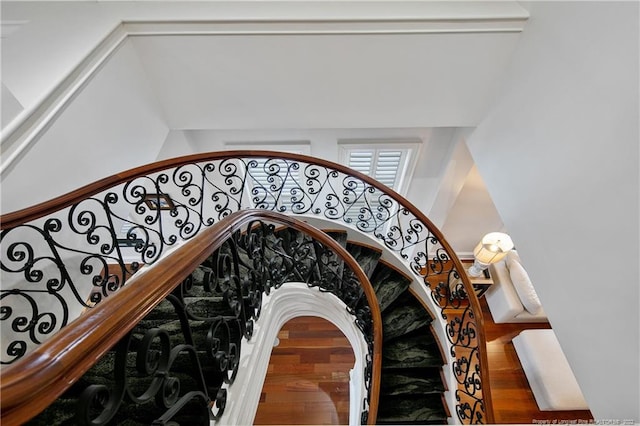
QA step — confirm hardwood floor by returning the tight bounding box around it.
[254,304,594,425]
[480,297,594,424]
[254,316,355,425]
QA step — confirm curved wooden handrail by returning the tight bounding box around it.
[0,150,492,423]
[0,209,383,426]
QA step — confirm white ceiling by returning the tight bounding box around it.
[125,27,521,252]
[129,30,523,130]
[0,1,525,239]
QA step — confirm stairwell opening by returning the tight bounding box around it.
[254,316,355,425]
[219,282,369,426]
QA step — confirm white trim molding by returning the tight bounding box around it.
[220,282,369,426]
[1,23,129,177]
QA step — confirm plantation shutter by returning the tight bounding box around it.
[344,149,405,223]
[347,149,404,190]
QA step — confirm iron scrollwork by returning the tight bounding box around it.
[425,262,488,424]
[2,152,488,423]
[2,156,427,364]
[25,218,375,425]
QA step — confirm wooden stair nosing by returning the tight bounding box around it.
[441,392,452,419]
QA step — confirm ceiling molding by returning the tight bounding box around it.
[124,17,528,36]
[1,9,528,176]
[1,23,129,177]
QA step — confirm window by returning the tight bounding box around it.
[339,140,420,195]
[338,140,421,224]
[347,149,404,190]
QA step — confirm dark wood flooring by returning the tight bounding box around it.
[254,316,355,425]
[254,303,594,425]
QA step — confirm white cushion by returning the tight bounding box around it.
[486,261,525,323]
[512,330,589,410]
[506,251,543,315]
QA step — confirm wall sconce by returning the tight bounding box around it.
[468,232,514,277]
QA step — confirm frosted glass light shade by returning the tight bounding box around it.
[473,232,514,264]
[468,232,514,277]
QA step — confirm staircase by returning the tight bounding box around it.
[321,230,449,424]
[1,152,492,425]
[26,226,448,425]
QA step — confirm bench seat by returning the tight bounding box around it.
[512,329,589,411]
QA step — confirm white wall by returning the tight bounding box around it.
[440,164,505,256]
[155,130,199,160]
[467,2,639,421]
[405,127,458,221]
[427,131,475,229]
[0,2,118,116]
[1,39,169,212]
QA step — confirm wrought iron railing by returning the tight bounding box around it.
[0,150,492,423]
[0,209,382,425]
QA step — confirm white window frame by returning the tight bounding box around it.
[337,139,421,196]
[337,139,421,228]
